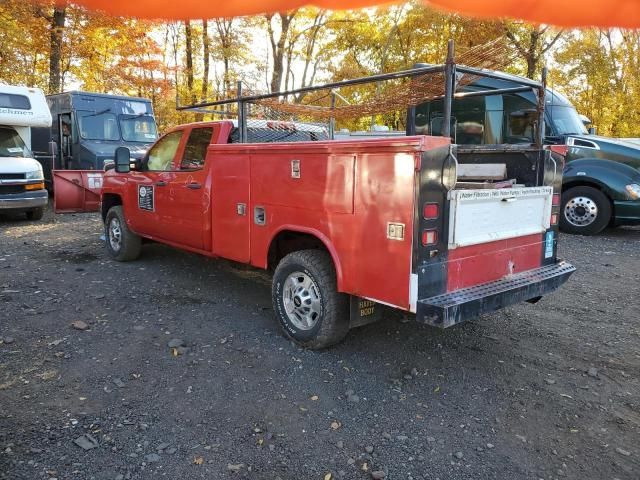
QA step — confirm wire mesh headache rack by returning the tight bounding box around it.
[177,39,548,147]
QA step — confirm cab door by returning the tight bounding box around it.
[153,126,214,251]
[125,129,184,237]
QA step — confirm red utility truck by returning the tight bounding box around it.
[57,53,575,348]
[100,118,574,348]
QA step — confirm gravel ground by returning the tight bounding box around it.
[1,207,639,480]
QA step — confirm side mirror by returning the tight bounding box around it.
[588,127,597,135]
[115,146,131,173]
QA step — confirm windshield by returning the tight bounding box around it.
[548,105,588,135]
[120,114,158,142]
[77,110,120,141]
[0,127,33,158]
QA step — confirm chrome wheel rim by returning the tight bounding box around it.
[564,196,598,227]
[108,217,122,252]
[282,271,322,330]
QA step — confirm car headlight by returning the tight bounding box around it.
[25,168,44,180]
[626,183,640,200]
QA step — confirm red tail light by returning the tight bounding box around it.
[552,193,560,206]
[422,229,438,246]
[423,203,439,219]
[551,213,559,225]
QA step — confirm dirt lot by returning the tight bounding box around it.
[1,207,639,480]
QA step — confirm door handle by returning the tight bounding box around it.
[187,183,202,189]
[155,181,167,186]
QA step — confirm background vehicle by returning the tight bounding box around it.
[0,85,51,220]
[32,91,158,190]
[411,70,640,235]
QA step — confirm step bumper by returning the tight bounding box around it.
[417,261,576,328]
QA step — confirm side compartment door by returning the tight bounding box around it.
[211,150,251,263]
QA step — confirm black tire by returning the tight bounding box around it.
[25,207,44,221]
[560,186,611,235]
[272,250,349,349]
[105,206,142,261]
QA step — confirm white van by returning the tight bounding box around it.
[0,85,52,220]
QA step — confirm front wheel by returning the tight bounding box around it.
[272,250,349,349]
[105,206,141,261]
[26,207,44,221]
[560,186,611,235]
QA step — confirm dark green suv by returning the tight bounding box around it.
[413,71,640,235]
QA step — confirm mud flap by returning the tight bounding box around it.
[53,170,103,213]
[349,296,382,328]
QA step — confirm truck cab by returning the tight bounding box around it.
[0,85,52,220]
[32,91,158,190]
[411,70,640,234]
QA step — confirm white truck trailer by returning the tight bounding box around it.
[0,85,52,220]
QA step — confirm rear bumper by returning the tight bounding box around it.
[0,190,48,211]
[417,261,576,328]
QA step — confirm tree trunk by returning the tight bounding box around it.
[505,24,563,80]
[48,7,66,94]
[184,20,195,104]
[526,57,537,79]
[223,57,230,94]
[202,20,209,101]
[214,19,234,94]
[267,12,295,93]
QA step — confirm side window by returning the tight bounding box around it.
[503,95,537,144]
[180,127,213,169]
[147,131,183,171]
[453,96,485,144]
[415,100,441,135]
[484,95,504,144]
[430,116,457,141]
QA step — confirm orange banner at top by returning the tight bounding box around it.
[66,0,640,28]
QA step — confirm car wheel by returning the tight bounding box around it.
[272,250,349,349]
[560,186,611,235]
[26,207,44,221]
[105,206,142,261]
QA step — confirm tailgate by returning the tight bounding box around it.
[448,186,553,249]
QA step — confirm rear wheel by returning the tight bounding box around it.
[26,207,44,221]
[105,206,141,261]
[272,250,349,349]
[560,186,611,235]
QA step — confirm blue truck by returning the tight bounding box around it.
[32,92,158,189]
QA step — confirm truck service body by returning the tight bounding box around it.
[0,85,51,220]
[97,119,574,347]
